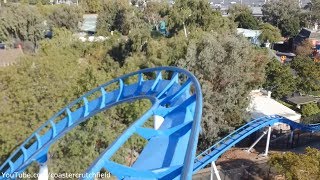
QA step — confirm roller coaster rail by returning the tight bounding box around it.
[1,67,320,180]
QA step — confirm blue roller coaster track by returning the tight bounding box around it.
[1,67,320,180]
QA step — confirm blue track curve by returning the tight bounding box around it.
[1,66,320,180]
[193,115,320,172]
[0,67,203,180]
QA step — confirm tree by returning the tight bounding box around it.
[269,147,320,180]
[262,0,301,37]
[295,39,314,57]
[0,4,45,49]
[175,32,268,146]
[291,56,320,93]
[303,0,320,27]
[259,23,282,43]
[142,1,168,30]
[168,0,235,37]
[96,0,147,36]
[235,12,259,29]
[263,59,296,98]
[301,103,320,117]
[228,4,252,18]
[48,5,83,31]
[81,0,102,13]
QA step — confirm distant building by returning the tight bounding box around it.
[237,28,261,45]
[286,95,320,109]
[247,89,301,130]
[80,14,98,33]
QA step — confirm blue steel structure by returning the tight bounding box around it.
[0,67,203,180]
[1,67,320,180]
[193,115,320,172]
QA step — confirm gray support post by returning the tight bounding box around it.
[263,126,272,156]
[247,130,268,153]
[38,162,49,180]
[210,161,221,180]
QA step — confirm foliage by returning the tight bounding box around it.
[0,2,271,175]
[263,59,296,98]
[235,12,259,30]
[175,31,268,146]
[269,147,320,180]
[259,23,282,43]
[48,5,83,31]
[81,0,102,13]
[168,0,236,35]
[0,4,45,48]
[143,1,169,29]
[262,0,301,37]
[96,0,148,36]
[303,0,320,26]
[291,56,320,93]
[295,39,314,57]
[228,4,259,30]
[301,103,320,117]
[228,4,252,18]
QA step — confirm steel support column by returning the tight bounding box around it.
[247,130,268,153]
[210,161,221,180]
[263,126,272,156]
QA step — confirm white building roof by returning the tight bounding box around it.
[247,90,301,122]
[237,28,261,38]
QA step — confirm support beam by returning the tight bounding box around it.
[289,131,294,144]
[263,126,272,156]
[154,115,164,130]
[210,161,221,180]
[38,162,48,180]
[247,130,268,153]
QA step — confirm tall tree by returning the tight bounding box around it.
[175,32,268,146]
[235,12,259,29]
[263,59,296,98]
[96,0,147,36]
[81,0,102,13]
[291,56,320,93]
[0,4,45,49]
[295,39,314,57]
[262,0,301,37]
[48,5,83,31]
[259,23,282,43]
[228,4,252,18]
[168,0,235,37]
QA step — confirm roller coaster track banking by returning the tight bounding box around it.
[1,67,320,180]
[193,115,320,173]
[0,67,203,180]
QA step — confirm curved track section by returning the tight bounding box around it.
[0,67,203,180]
[193,115,320,172]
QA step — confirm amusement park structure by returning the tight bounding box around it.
[1,67,320,180]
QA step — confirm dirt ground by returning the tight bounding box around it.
[0,49,23,67]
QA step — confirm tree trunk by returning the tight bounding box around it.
[183,22,188,38]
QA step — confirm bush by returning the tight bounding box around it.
[301,103,320,117]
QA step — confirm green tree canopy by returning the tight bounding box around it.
[235,12,259,29]
[168,0,235,35]
[0,4,45,47]
[175,32,268,146]
[291,56,320,93]
[263,59,296,98]
[259,23,282,43]
[48,5,83,31]
[301,103,320,117]
[262,0,301,37]
[228,4,252,18]
[269,147,320,180]
[81,0,102,13]
[96,0,147,36]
